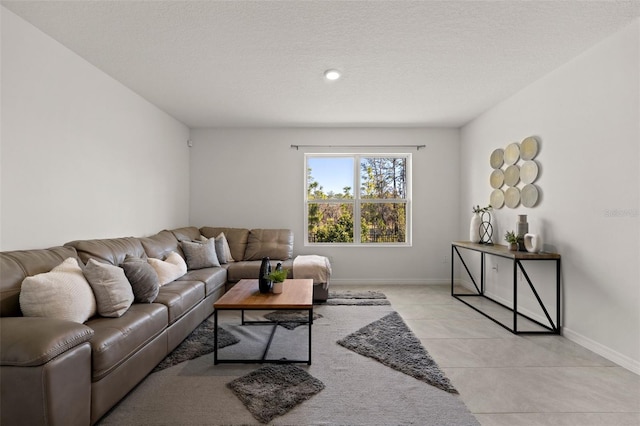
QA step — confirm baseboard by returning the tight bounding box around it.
[330,278,450,286]
[562,327,640,375]
[456,280,640,375]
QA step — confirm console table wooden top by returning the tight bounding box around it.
[452,241,561,260]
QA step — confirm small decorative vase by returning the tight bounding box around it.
[516,215,529,251]
[469,213,482,243]
[508,242,518,251]
[258,257,272,294]
[272,281,283,294]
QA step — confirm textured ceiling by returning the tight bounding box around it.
[3,1,639,128]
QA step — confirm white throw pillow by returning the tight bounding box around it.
[217,232,234,263]
[19,257,97,324]
[83,259,134,317]
[147,251,187,286]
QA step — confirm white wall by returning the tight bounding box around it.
[1,7,190,250]
[189,127,460,284]
[460,19,640,373]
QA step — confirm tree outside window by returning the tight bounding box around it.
[305,154,410,245]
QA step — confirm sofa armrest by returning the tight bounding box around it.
[0,317,94,366]
[1,317,94,426]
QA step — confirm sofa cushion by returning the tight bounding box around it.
[180,239,220,270]
[64,237,146,266]
[200,227,249,261]
[153,280,205,324]
[147,252,187,286]
[170,227,202,243]
[177,267,227,296]
[121,255,160,303]
[83,259,134,318]
[139,230,181,260]
[244,229,294,261]
[0,246,79,317]
[85,303,167,381]
[227,259,294,282]
[19,257,97,324]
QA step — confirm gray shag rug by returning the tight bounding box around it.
[337,311,458,394]
[324,289,391,305]
[152,319,239,373]
[226,364,325,424]
[263,310,323,330]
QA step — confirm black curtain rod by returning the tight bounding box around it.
[290,144,426,150]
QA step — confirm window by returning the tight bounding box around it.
[305,154,411,245]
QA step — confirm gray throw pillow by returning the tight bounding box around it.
[213,234,228,264]
[181,239,221,270]
[121,255,160,303]
[83,259,134,317]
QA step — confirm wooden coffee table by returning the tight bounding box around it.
[213,278,314,365]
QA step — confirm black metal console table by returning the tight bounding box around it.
[451,241,561,334]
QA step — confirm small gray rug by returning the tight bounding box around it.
[152,319,239,373]
[263,310,323,330]
[329,289,387,299]
[226,364,325,424]
[324,289,391,305]
[337,311,458,394]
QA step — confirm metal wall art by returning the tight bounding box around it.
[489,136,541,209]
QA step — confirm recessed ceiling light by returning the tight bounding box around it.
[324,69,341,81]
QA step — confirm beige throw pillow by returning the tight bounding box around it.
[19,257,97,324]
[216,232,234,263]
[83,259,134,317]
[147,251,187,285]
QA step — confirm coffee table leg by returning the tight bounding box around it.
[308,308,312,365]
[214,309,218,365]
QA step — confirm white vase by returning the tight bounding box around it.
[272,281,283,294]
[524,233,543,253]
[469,213,482,243]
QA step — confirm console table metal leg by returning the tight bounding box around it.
[513,259,518,333]
[557,259,561,333]
[451,245,455,296]
[480,252,485,294]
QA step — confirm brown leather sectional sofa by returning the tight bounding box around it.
[0,226,328,426]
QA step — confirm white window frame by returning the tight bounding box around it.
[304,153,412,247]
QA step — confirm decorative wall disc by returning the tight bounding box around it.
[490,169,504,189]
[520,160,539,184]
[520,137,538,160]
[521,184,539,207]
[490,148,504,169]
[504,164,520,187]
[504,143,520,165]
[504,187,520,208]
[490,189,505,209]
[487,137,542,209]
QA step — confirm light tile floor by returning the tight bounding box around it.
[337,284,640,426]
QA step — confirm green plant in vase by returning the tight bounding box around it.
[266,266,288,294]
[265,268,288,283]
[504,230,519,251]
